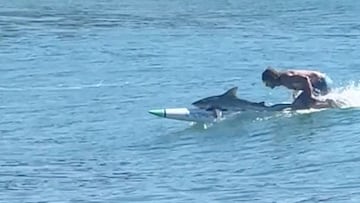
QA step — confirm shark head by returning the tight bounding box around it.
[192,87,238,110]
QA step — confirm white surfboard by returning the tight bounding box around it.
[148,108,219,123]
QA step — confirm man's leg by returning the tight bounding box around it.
[313,75,333,96]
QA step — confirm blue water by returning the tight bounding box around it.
[2,0,360,202]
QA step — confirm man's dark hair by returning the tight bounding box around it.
[262,68,281,82]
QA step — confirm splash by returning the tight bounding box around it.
[321,81,360,108]
[288,82,360,115]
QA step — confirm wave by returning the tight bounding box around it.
[0,81,128,92]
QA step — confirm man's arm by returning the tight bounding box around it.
[282,73,314,98]
[292,75,314,99]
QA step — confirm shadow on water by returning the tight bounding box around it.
[156,111,277,142]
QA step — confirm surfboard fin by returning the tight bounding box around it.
[213,109,223,119]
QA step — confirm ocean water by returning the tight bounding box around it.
[1,0,360,202]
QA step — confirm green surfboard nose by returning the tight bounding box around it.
[148,109,165,117]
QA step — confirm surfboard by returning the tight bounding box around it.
[148,108,218,123]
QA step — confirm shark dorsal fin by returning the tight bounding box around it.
[222,87,238,98]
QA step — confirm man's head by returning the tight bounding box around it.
[262,67,281,88]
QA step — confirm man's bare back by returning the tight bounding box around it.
[262,67,333,109]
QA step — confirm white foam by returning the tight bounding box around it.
[320,81,360,108]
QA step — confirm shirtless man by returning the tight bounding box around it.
[261,67,334,109]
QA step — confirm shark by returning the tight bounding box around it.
[148,86,343,123]
[191,87,293,114]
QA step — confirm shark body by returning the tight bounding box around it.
[191,87,292,113]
